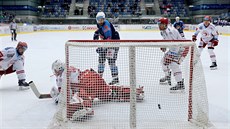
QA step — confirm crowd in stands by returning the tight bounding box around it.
[213,12,230,26]
[0,12,15,23]
[159,0,188,17]
[88,0,142,18]
[75,0,84,3]
[42,0,71,18]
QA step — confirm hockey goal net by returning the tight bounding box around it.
[48,40,212,129]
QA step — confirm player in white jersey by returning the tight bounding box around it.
[0,42,30,90]
[158,17,189,91]
[9,19,18,41]
[192,16,218,70]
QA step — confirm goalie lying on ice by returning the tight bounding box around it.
[50,60,94,120]
[51,60,144,102]
[50,59,144,120]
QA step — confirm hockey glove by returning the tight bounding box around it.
[0,51,3,57]
[192,35,197,42]
[160,48,166,52]
[211,39,219,46]
[93,33,99,40]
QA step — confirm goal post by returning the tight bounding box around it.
[48,40,212,129]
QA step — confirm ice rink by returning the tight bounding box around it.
[0,30,229,129]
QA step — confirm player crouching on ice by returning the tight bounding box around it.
[158,17,189,92]
[50,60,94,120]
[0,42,30,90]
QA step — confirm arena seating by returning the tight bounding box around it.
[88,0,142,18]
[42,0,71,18]
[159,0,188,17]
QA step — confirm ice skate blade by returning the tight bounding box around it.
[159,82,170,85]
[170,89,185,94]
[19,86,30,90]
[109,82,120,86]
[210,67,217,70]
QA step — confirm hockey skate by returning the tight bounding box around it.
[18,79,30,90]
[109,77,119,85]
[159,72,171,85]
[210,62,217,70]
[170,80,185,93]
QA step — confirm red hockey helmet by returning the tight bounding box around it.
[17,41,28,50]
[158,17,169,30]
[203,16,212,21]
[158,17,169,24]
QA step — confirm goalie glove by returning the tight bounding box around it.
[211,39,219,46]
[50,86,59,98]
[192,35,197,42]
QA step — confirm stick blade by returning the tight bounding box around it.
[39,94,52,99]
[29,81,52,99]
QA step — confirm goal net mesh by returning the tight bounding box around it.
[48,40,211,129]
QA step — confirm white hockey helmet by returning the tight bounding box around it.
[96,12,105,23]
[52,59,65,75]
[175,17,180,22]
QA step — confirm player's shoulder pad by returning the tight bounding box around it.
[4,47,14,51]
[197,23,204,30]
[104,20,111,26]
[209,23,216,28]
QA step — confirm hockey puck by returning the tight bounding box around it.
[158,104,161,109]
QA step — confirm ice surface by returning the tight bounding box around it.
[0,31,229,129]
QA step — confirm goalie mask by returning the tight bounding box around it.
[158,17,169,31]
[52,60,65,76]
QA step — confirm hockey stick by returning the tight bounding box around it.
[29,81,52,99]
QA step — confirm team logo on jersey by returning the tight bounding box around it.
[199,26,203,30]
[202,30,209,37]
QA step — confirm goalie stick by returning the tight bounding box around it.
[29,81,52,99]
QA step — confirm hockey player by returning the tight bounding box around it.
[192,16,218,70]
[0,41,30,90]
[93,11,120,85]
[50,60,94,119]
[50,60,80,104]
[158,17,189,92]
[9,19,17,41]
[173,17,185,38]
